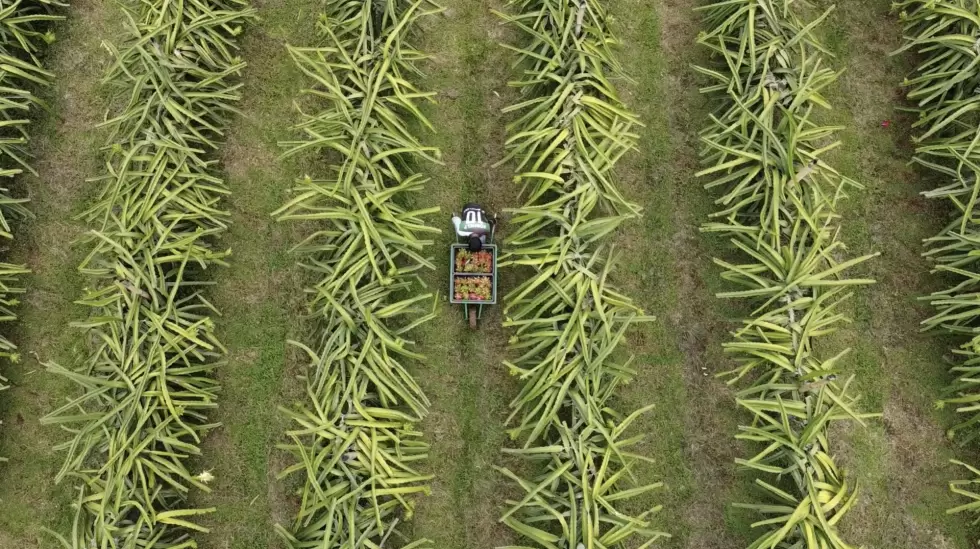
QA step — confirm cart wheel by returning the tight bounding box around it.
[468,307,478,329]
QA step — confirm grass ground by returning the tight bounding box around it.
[608,0,757,547]
[0,1,113,546]
[820,1,977,547]
[189,1,316,547]
[2,1,980,548]
[407,2,521,547]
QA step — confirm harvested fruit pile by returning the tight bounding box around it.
[454,276,492,301]
[455,249,493,273]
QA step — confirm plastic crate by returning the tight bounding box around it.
[449,243,497,305]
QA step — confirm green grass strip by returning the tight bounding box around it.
[0,0,65,458]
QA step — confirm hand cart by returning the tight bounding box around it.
[449,217,497,329]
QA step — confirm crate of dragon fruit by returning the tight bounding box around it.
[449,244,497,305]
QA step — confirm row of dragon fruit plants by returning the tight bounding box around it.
[2,0,980,547]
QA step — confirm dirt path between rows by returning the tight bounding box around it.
[0,2,114,546]
[609,0,752,547]
[409,2,520,548]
